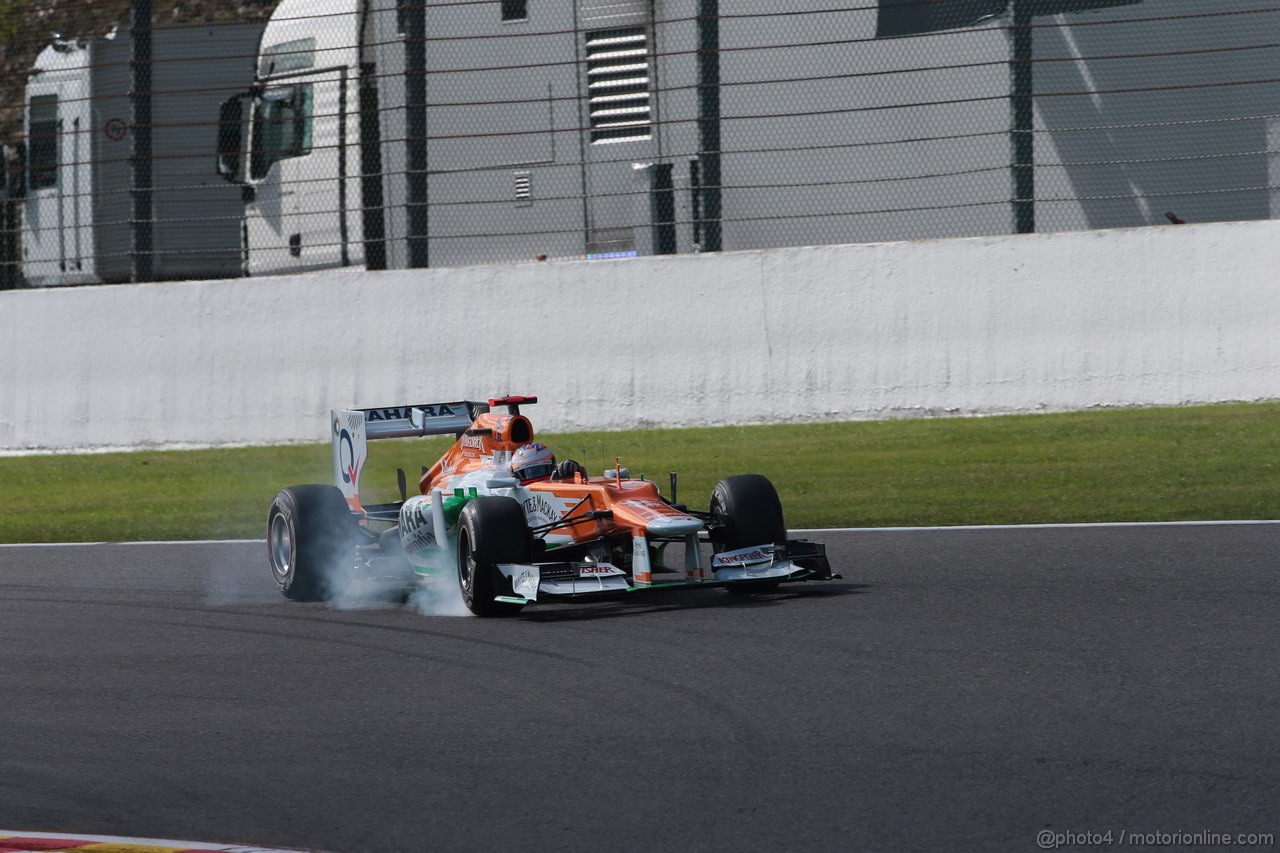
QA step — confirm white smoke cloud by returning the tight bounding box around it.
[406,575,473,618]
[206,525,475,617]
[327,531,474,617]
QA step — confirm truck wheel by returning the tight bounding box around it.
[710,474,786,594]
[457,497,531,617]
[267,485,359,601]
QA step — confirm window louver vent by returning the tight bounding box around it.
[585,27,652,143]
[514,171,532,202]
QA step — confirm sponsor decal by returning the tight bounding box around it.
[461,433,486,453]
[400,500,429,532]
[579,564,623,576]
[399,498,437,552]
[365,404,455,421]
[520,493,562,526]
[403,528,438,554]
[620,499,679,522]
[632,534,651,583]
[514,568,539,600]
[334,411,361,439]
[338,429,360,486]
[711,547,773,568]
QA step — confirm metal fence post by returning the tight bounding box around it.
[130,0,154,282]
[697,0,722,252]
[404,0,429,268]
[1010,0,1035,234]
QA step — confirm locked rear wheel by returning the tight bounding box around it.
[267,485,359,601]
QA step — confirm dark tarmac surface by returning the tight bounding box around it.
[1,526,1277,852]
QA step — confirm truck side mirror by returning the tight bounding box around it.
[1,142,25,199]
[216,95,246,183]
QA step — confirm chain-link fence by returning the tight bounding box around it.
[2,0,1278,287]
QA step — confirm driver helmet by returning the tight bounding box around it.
[512,442,556,483]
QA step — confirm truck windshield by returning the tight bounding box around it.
[250,84,313,180]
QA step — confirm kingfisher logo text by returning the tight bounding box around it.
[711,548,772,567]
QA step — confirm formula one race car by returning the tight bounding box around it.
[266,396,835,616]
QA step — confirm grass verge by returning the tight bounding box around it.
[2,401,1278,543]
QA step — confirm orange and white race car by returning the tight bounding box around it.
[267,395,834,616]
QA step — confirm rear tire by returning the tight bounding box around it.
[457,497,531,617]
[710,474,786,595]
[267,485,360,601]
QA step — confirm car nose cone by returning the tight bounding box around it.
[645,516,703,537]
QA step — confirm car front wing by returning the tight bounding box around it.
[494,539,834,604]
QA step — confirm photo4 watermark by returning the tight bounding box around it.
[1037,829,1275,849]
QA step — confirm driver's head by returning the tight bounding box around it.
[512,442,556,483]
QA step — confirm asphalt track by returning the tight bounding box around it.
[2,526,1278,853]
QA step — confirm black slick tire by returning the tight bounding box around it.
[710,474,786,595]
[457,496,531,617]
[267,485,359,601]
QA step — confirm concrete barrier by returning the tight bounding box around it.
[3,219,1279,451]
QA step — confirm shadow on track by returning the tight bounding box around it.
[520,582,870,623]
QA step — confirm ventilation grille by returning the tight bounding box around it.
[514,171,532,204]
[586,227,636,259]
[585,27,652,143]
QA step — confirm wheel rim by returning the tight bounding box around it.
[459,532,476,601]
[269,513,294,581]
[710,495,728,553]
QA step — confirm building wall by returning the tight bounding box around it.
[366,0,1280,268]
[2,219,1278,452]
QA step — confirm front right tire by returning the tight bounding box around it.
[710,474,787,595]
[710,474,786,550]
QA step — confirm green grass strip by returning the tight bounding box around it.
[2,401,1278,543]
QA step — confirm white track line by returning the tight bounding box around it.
[0,828,313,851]
[792,520,1280,533]
[0,539,265,547]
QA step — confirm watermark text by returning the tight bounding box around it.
[1037,829,1274,849]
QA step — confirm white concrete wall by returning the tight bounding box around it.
[3,219,1280,451]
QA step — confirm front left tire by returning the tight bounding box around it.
[456,496,531,617]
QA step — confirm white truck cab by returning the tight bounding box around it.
[23,41,95,286]
[217,0,372,275]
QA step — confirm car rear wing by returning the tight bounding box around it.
[331,400,491,510]
[354,401,489,440]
